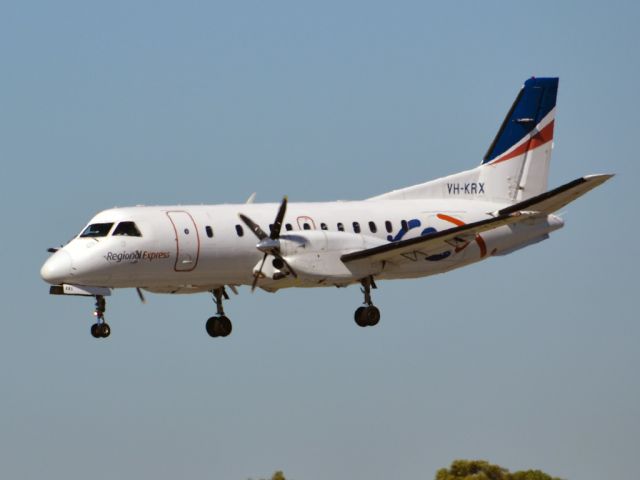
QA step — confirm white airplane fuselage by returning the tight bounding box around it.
[41,198,563,292]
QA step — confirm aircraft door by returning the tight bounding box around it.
[166,211,200,272]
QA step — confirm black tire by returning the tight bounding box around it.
[90,323,101,338]
[219,316,232,337]
[365,306,380,326]
[354,306,368,327]
[206,316,219,338]
[100,323,111,338]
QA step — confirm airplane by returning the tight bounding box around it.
[40,77,613,339]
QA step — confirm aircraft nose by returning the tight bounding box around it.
[40,250,73,285]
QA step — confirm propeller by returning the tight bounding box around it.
[239,196,297,292]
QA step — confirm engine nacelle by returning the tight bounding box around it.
[274,231,385,282]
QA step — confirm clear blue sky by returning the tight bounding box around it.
[1,1,637,479]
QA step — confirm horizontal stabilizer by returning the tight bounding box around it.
[341,211,535,264]
[497,174,614,216]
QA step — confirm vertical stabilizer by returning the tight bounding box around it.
[368,77,560,204]
[480,77,558,203]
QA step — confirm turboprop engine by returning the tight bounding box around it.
[255,230,386,285]
[238,197,386,290]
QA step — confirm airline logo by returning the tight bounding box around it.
[104,250,171,264]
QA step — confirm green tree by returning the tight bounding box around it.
[435,460,562,480]
[511,471,561,480]
[249,470,287,480]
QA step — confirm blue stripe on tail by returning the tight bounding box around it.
[483,77,559,164]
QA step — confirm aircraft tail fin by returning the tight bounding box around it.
[369,77,560,204]
[480,77,558,203]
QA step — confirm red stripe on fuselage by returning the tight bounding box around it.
[490,120,555,165]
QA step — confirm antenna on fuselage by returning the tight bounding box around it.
[136,287,147,304]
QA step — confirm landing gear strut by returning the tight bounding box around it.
[354,276,381,327]
[90,295,111,338]
[206,287,233,338]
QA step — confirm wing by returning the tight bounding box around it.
[341,211,534,264]
[342,173,613,266]
[497,174,614,216]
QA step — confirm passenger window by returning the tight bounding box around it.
[385,220,393,233]
[235,225,244,237]
[368,221,377,233]
[401,219,408,231]
[337,222,344,232]
[80,223,114,238]
[303,223,311,230]
[353,222,361,233]
[320,223,328,230]
[285,223,293,231]
[205,226,214,238]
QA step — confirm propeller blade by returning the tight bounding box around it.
[270,196,288,239]
[251,253,269,292]
[136,288,147,304]
[239,213,268,240]
[47,247,59,253]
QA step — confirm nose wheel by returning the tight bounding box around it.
[206,287,233,338]
[354,277,381,327]
[90,295,111,338]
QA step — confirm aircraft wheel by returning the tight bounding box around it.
[354,307,368,327]
[100,323,111,338]
[206,316,219,338]
[355,306,380,327]
[91,323,101,338]
[365,306,380,326]
[219,316,232,337]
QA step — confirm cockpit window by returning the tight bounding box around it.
[113,221,142,237]
[80,223,114,238]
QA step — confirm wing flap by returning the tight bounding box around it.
[341,211,534,264]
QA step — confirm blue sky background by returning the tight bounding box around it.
[1,1,637,479]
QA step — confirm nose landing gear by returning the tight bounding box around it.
[90,295,111,338]
[354,276,381,327]
[206,287,233,338]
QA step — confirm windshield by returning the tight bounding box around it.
[113,221,142,237]
[80,223,114,238]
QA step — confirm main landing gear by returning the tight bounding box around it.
[354,276,381,328]
[90,295,111,338]
[206,287,233,338]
